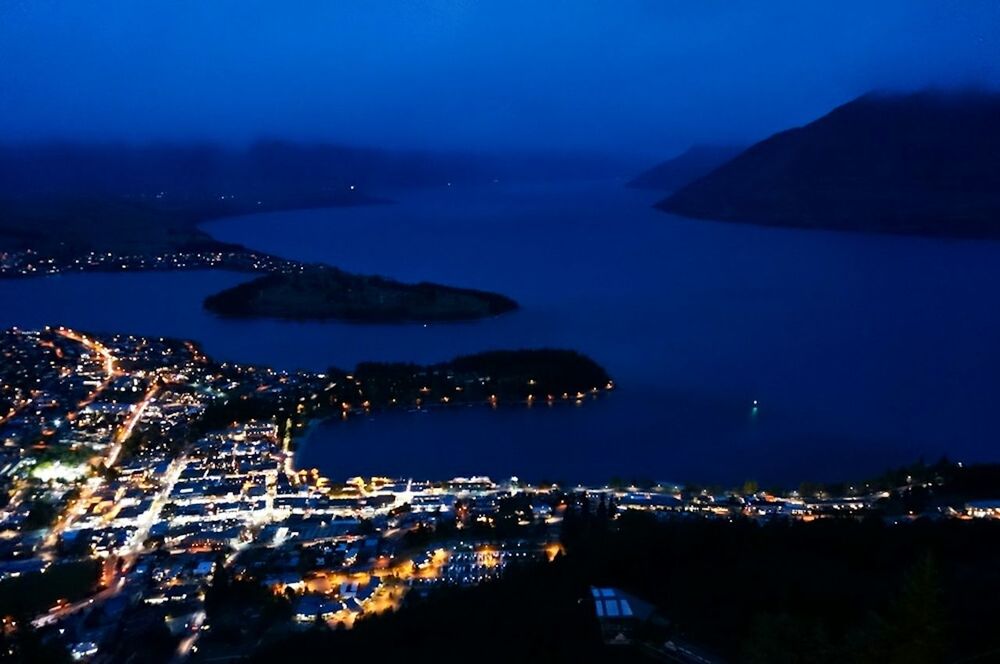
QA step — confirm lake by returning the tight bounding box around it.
[4,180,1000,485]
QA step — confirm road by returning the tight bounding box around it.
[56,327,119,384]
[123,453,187,555]
[39,330,123,549]
[173,610,205,660]
[104,383,160,468]
[32,563,125,628]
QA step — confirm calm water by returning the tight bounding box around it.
[4,181,1000,484]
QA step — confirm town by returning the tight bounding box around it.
[1,327,997,662]
[0,248,311,279]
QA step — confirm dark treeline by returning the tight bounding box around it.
[794,457,1000,504]
[251,510,1000,663]
[0,559,101,618]
[248,562,620,664]
[561,507,1000,663]
[675,457,1000,503]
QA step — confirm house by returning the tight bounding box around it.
[293,595,341,623]
[590,587,660,644]
[966,499,1000,519]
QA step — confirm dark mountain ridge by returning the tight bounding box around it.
[0,141,632,200]
[0,141,486,199]
[0,141,628,255]
[627,144,743,191]
[658,90,1000,237]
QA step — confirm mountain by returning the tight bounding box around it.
[0,141,492,199]
[627,144,743,190]
[0,141,627,255]
[658,91,1000,237]
[0,141,631,201]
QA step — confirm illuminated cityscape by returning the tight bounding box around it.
[0,326,995,661]
[3,2,1000,662]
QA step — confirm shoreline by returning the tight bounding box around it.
[289,394,612,481]
[0,200,521,324]
[288,416,326,473]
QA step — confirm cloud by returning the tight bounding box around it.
[1,1,997,155]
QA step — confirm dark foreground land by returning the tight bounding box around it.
[251,513,1000,664]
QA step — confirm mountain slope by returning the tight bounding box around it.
[628,144,743,191]
[658,91,1000,237]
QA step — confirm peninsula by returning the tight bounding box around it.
[0,142,520,323]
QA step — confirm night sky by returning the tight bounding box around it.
[1,1,998,157]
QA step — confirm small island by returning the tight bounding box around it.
[203,269,518,323]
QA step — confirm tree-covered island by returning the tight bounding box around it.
[202,269,518,322]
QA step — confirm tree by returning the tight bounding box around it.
[0,622,72,664]
[743,613,832,664]
[595,494,608,522]
[883,554,946,664]
[23,501,57,530]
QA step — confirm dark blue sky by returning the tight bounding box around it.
[1,1,998,157]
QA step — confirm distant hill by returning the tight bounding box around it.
[0,141,459,253]
[0,141,626,255]
[627,144,743,191]
[0,141,630,200]
[0,141,491,199]
[658,91,1000,237]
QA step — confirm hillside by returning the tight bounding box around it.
[0,142,627,255]
[627,144,742,190]
[658,91,1000,237]
[0,141,497,199]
